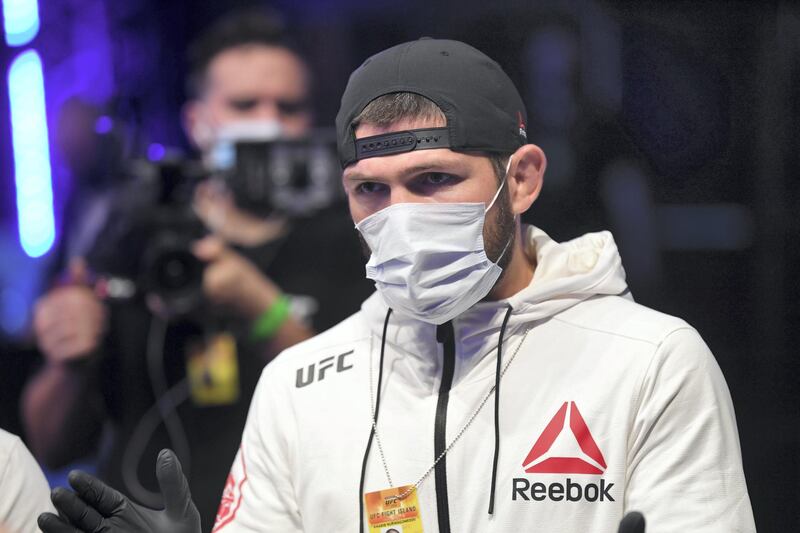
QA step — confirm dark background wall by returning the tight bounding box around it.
[0,0,797,530]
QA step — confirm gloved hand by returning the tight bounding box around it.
[38,449,201,533]
[617,511,646,533]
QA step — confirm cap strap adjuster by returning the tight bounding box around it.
[354,127,450,161]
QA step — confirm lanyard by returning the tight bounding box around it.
[367,325,532,502]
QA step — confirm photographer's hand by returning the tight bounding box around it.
[38,449,201,533]
[193,235,280,320]
[193,180,286,246]
[34,259,106,363]
[193,236,314,358]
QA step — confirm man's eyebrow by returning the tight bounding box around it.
[343,160,465,181]
[342,172,379,182]
[226,96,258,103]
[401,161,462,176]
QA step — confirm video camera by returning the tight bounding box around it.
[220,129,341,217]
[103,131,341,316]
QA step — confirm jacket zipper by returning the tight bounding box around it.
[434,321,455,533]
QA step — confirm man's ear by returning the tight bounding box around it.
[507,144,546,216]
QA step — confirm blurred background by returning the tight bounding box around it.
[0,0,797,531]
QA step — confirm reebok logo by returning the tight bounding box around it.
[512,477,614,502]
[523,401,607,474]
[512,401,615,503]
[517,111,527,140]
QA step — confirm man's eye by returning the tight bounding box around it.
[355,182,388,195]
[422,173,456,186]
[228,99,258,112]
[276,99,309,116]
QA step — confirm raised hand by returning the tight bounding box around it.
[38,449,201,533]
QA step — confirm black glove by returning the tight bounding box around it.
[617,511,646,533]
[38,449,201,533]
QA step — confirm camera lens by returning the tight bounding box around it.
[155,249,202,291]
[142,230,205,316]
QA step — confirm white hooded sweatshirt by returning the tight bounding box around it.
[213,226,755,533]
[0,429,56,533]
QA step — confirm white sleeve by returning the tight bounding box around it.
[212,365,303,533]
[0,433,56,533]
[625,327,756,532]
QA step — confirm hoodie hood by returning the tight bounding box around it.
[361,225,629,387]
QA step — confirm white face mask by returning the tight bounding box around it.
[207,120,283,171]
[355,160,514,325]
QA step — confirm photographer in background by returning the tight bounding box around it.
[22,9,372,531]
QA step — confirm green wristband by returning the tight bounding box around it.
[251,295,291,341]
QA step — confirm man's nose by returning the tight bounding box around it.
[253,102,280,121]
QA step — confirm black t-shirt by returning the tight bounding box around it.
[90,202,373,531]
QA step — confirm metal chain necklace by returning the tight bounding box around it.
[367,324,532,503]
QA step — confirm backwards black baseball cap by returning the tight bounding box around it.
[336,38,528,169]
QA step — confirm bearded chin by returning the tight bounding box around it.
[356,230,372,261]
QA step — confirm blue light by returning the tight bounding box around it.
[0,287,27,334]
[3,0,40,46]
[95,115,113,134]
[147,143,166,161]
[8,50,55,258]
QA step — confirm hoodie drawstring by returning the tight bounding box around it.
[488,304,513,515]
[358,304,514,526]
[359,307,393,533]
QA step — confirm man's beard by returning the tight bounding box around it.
[483,183,516,270]
[357,227,371,261]
[355,185,516,269]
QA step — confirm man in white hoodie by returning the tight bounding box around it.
[39,38,755,533]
